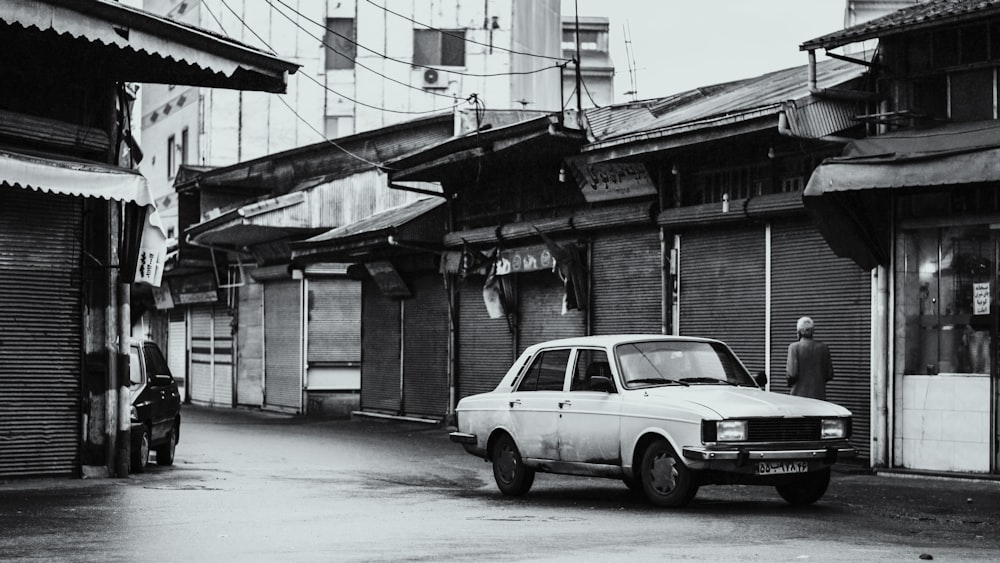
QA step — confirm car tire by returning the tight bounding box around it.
[640,439,697,508]
[131,426,150,473]
[156,424,177,466]
[775,467,831,506]
[491,433,535,496]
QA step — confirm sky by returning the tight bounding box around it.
[562,0,849,103]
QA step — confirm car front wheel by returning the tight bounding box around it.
[491,434,535,496]
[640,439,697,507]
[131,426,150,473]
[775,467,831,506]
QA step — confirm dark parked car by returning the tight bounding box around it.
[129,340,181,472]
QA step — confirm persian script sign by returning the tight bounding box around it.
[565,158,657,202]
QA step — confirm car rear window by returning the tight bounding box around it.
[516,349,570,392]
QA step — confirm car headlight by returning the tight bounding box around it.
[821,418,847,439]
[716,420,748,442]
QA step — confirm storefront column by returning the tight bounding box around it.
[873,264,890,468]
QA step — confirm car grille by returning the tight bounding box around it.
[747,418,821,442]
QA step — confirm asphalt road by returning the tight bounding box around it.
[1,405,998,562]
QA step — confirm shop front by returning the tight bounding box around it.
[805,121,1000,473]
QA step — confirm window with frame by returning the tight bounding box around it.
[571,349,612,391]
[166,134,175,179]
[413,29,466,67]
[517,349,570,392]
[325,18,356,70]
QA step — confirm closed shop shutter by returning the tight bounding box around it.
[189,305,214,405]
[591,229,662,335]
[771,220,872,460]
[307,279,361,364]
[212,304,234,407]
[237,280,263,406]
[679,227,767,374]
[168,311,187,391]
[264,280,302,412]
[457,275,514,399]
[361,277,401,413]
[517,270,586,354]
[0,191,81,477]
[402,273,449,418]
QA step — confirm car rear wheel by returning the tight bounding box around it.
[491,434,535,496]
[131,426,150,473]
[156,424,177,466]
[640,439,697,507]
[775,467,831,506]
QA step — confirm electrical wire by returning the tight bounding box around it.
[581,76,602,108]
[217,0,463,116]
[365,0,571,63]
[265,0,455,100]
[268,0,567,79]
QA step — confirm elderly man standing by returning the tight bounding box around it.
[786,317,834,400]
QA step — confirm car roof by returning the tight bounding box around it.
[523,334,721,352]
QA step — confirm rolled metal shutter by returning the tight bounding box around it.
[770,220,871,460]
[307,279,361,364]
[402,273,449,418]
[517,270,586,354]
[167,310,187,390]
[360,277,401,413]
[591,230,662,335]
[264,280,302,412]
[212,304,234,407]
[457,275,514,399]
[189,306,214,405]
[0,191,81,477]
[679,227,767,374]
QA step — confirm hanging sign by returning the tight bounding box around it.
[565,157,657,202]
[973,282,990,315]
[366,261,411,298]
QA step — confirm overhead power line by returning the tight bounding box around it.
[365,0,571,63]
[269,0,567,79]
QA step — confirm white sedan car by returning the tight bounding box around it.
[449,335,854,507]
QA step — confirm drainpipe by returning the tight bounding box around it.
[872,265,890,468]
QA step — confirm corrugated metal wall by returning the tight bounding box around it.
[0,191,81,477]
[189,306,214,405]
[361,278,401,413]
[679,227,767,374]
[401,274,449,418]
[591,230,662,335]
[458,275,515,399]
[263,280,302,412]
[212,304,234,407]
[770,221,872,459]
[167,310,186,390]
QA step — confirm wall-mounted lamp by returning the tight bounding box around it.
[722,193,730,213]
[767,147,776,159]
[671,164,679,175]
[558,167,566,183]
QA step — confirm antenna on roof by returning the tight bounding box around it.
[623,21,639,102]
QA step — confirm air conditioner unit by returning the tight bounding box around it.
[422,68,449,90]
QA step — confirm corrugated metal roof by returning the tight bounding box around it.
[801,0,1000,51]
[584,56,866,151]
[1,0,298,93]
[302,197,445,245]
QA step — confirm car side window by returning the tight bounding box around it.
[129,347,143,387]
[571,349,613,391]
[516,349,570,392]
[143,344,173,384]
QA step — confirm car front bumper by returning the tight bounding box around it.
[682,444,855,464]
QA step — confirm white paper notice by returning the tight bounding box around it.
[973,282,990,315]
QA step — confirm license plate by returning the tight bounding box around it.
[756,461,808,475]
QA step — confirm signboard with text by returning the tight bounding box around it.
[565,158,657,202]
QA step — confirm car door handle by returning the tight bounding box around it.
[558,400,572,408]
[509,399,521,408]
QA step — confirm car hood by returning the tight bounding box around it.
[638,385,851,418]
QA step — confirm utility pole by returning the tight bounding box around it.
[574,0,583,119]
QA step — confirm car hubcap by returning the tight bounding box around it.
[649,452,678,494]
[497,445,517,483]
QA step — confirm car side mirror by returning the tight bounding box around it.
[754,371,768,388]
[589,375,615,393]
[153,374,174,386]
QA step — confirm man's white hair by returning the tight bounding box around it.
[797,316,814,335]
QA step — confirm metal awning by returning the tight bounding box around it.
[0,148,165,285]
[2,0,299,92]
[186,191,318,250]
[803,121,1000,270]
[291,197,447,262]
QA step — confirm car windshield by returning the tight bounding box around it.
[615,340,755,389]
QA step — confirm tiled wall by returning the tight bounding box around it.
[899,374,991,472]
